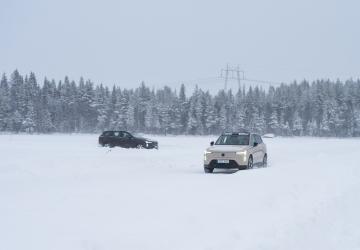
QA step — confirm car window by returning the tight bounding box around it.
[215,135,249,145]
[123,132,131,138]
[250,135,256,146]
[255,134,263,144]
[130,132,143,138]
[104,132,113,136]
[113,132,120,137]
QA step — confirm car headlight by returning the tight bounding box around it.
[145,141,152,143]
[204,150,212,154]
[236,151,246,155]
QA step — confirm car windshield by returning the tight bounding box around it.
[215,135,249,145]
[129,132,143,138]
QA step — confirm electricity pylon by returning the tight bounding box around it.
[221,64,244,91]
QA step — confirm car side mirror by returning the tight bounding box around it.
[210,141,214,146]
[253,142,258,147]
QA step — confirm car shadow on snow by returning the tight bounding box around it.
[211,166,265,174]
[212,169,239,174]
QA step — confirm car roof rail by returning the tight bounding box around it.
[221,132,251,135]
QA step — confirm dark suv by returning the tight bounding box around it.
[98,131,158,149]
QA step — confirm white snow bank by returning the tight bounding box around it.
[263,133,275,138]
[0,134,360,250]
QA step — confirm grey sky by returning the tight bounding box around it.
[1,0,359,93]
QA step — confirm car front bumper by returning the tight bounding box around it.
[145,142,158,149]
[204,160,247,170]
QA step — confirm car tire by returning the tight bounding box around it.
[247,156,253,170]
[204,167,214,173]
[262,154,267,168]
[136,144,144,149]
[104,143,110,147]
[109,143,115,148]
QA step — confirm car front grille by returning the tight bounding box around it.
[209,160,241,169]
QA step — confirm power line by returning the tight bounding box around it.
[243,78,283,85]
[151,77,283,89]
[151,77,222,87]
[117,64,223,79]
[237,63,352,76]
[149,63,285,89]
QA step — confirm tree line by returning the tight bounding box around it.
[1,69,360,137]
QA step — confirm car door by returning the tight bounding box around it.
[103,131,114,146]
[254,134,265,162]
[250,134,261,163]
[122,132,133,148]
[117,131,128,148]
[255,135,265,162]
[250,134,257,163]
[113,131,121,146]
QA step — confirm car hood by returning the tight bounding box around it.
[206,145,250,152]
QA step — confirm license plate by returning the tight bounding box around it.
[217,160,229,163]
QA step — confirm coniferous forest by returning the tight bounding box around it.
[1,69,360,137]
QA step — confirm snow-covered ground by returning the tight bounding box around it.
[1,134,360,250]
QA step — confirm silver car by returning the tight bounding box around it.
[204,132,267,173]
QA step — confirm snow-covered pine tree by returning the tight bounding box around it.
[138,81,150,131]
[12,110,22,132]
[118,89,130,129]
[235,107,245,132]
[268,111,278,135]
[82,79,95,132]
[187,102,197,135]
[94,84,108,132]
[283,121,291,136]
[126,101,135,131]
[292,111,303,136]
[203,91,217,134]
[43,108,54,133]
[170,97,182,135]
[194,86,205,135]
[328,98,343,136]
[0,73,11,131]
[234,87,245,132]
[253,109,266,135]
[219,105,227,132]
[226,89,236,132]
[22,100,36,134]
[0,87,7,131]
[354,109,360,135]
[179,84,187,134]
[10,69,26,117]
[320,105,330,137]
[107,85,117,130]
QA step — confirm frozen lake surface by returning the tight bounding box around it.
[1,134,360,250]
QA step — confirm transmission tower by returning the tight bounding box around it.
[221,64,244,91]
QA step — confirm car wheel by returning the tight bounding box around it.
[109,143,115,148]
[262,154,267,168]
[136,144,144,149]
[247,156,253,170]
[104,143,110,147]
[204,167,213,173]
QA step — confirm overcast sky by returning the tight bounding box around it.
[1,0,359,93]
